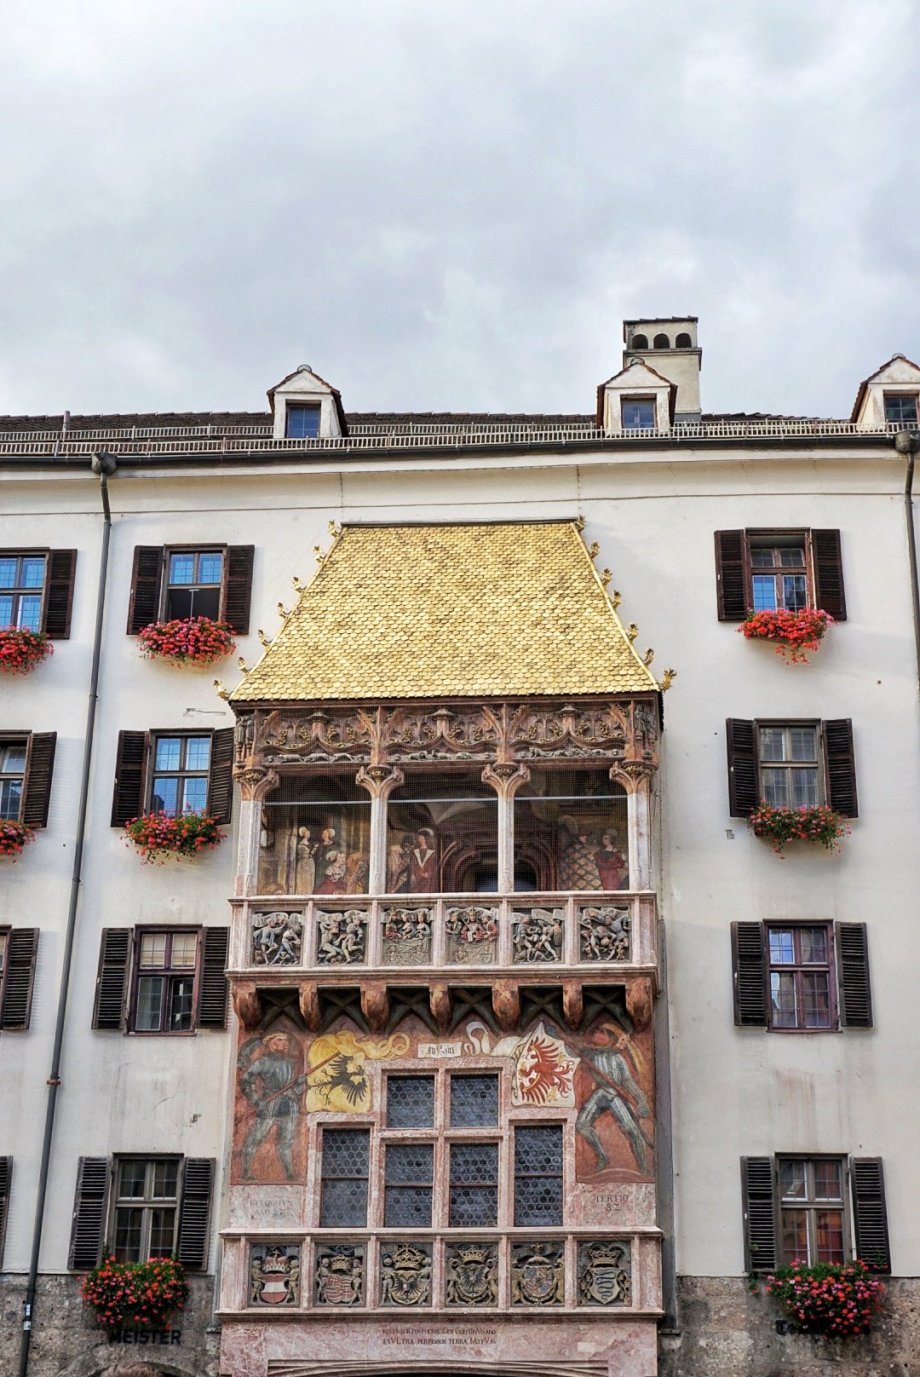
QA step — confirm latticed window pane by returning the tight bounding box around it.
[386,1075,435,1128]
[113,1158,179,1262]
[384,1144,433,1227]
[779,1157,847,1264]
[185,737,212,772]
[814,1161,842,1200]
[118,1160,148,1197]
[149,1207,176,1255]
[799,928,828,964]
[171,933,198,967]
[802,973,831,1028]
[514,1125,563,1226]
[140,934,168,967]
[321,1129,370,1227]
[155,738,182,772]
[770,972,798,1027]
[136,976,164,1031]
[816,1210,845,1261]
[114,1207,143,1260]
[768,929,795,964]
[449,1142,498,1227]
[168,977,195,1031]
[450,1074,498,1127]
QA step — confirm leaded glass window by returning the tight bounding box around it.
[386,1075,435,1129]
[514,1125,564,1226]
[320,1129,370,1227]
[384,1143,433,1227]
[449,1142,498,1227]
[449,1074,498,1128]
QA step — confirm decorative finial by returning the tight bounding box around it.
[277,602,290,619]
[328,519,341,537]
[238,657,250,673]
[661,668,677,691]
[612,589,622,609]
[643,648,655,666]
[574,515,586,531]
[601,568,612,588]
[291,575,304,593]
[589,541,600,559]
[213,679,229,701]
[313,545,326,564]
[627,623,638,642]
[257,629,272,648]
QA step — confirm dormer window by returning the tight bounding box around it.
[285,403,322,439]
[621,398,656,430]
[883,393,918,425]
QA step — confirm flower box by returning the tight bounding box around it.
[124,811,225,863]
[136,616,236,666]
[765,1259,885,1338]
[749,804,850,856]
[0,627,53,675]
[0,820,36,860]
[740,608,833,664]
[81,1256,188,1331]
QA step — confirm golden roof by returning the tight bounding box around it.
[229,521,659,703]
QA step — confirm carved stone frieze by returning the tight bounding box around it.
[578,905,631,962]
[379,1242,432,1307]
[382,704,501,761]
[315,910,369,965]
[508,702,629,760]
[445,1242,498,1307]
[251,911,304,966]
[512,907,564,963]
[381,907,433,964]
[258,708,374,766]
[445,906,499,964]
[314,1244,364,1306]
[511,1242,565,1306]
[577,1240,631,1306]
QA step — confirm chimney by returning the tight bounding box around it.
[622,317,701,421]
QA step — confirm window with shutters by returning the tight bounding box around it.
[715,529,846,622]
[0,1157,10,1266]
[742,1155,890,1273]
[127,544,254,635]
[0,549,76,637]
[0,927,40,1032]
[732,921,871,1032]
[726,719,857,819]
[69,1155,215,1270]
[0,740,27,821]
[317,1069,564,1231]
[93,926,229,1034]
[111,727,234,827]
[0,733,56,829]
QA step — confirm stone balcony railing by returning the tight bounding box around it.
[228,892,658,979]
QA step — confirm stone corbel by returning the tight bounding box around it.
[626,976,653,1030]
[361,981,390,1034]
[429,981,451,1034]
[232,982,263,1030]
[562,979,584,1032]
[233,763,280,803]
[492,980,520,1033]
[481,761,531,799]
[355,764,405,799]
[298,981,321,1032]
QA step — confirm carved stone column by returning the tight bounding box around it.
[356,765,405,894]
[233,764,280,897]
[482,762,530,894]
[613,763,654,892]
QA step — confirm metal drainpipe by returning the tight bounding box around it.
[895,430,920,697]
[18,453,117,1377]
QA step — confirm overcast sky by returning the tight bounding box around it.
[1,0,917,420]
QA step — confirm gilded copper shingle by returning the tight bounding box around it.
[229,521,659,703]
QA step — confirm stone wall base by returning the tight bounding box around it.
[661,1275,920,1377]
[0,1274,219,1377]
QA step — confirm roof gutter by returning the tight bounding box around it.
[895,431,920,700]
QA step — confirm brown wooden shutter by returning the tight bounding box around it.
[126,546,164,634]
[741,1156,777,1272]
[715,530,748,621]
[727,719,759,816]
[851,1158,891,1271]
[176,1158,214,1270]
[811,529,847,621]
[44,549,78,638]
[0,1158,10,1266]
[837,923,872,1029]
[68,1157,110,1270]
[224,545,254,634]
[207,727,234,825]
[92,930,132,1031]
[732,923,767,1027]
[111,731,148,826]
[198,927,230,1029]
[22,732,56,828]
[0,929,39,1030]
[824,719,858,817]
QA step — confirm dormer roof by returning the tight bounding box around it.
[595,359,678,428]
[267,365,349,435]
[850,354,920,424]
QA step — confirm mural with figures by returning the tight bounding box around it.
[232,1009,654,1185]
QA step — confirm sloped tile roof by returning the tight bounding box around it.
[229,520,659,704]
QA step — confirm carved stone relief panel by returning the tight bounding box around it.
[510,1242,565,1306]
[315,910,369,965]
[382,705,501,761]
[249,1243,301,1306]
[251,911,304,966]
[445,906,499,964]
[577,1239,631,1305]
[578,905,631,962]
[314,1244,365,1306]
[444,1241,499,1307]
[378,1241,432,1307]
[258,708,374,766]
[511,907,564,963]
[508,703,629,760]
[380,907,433,964]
